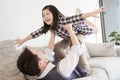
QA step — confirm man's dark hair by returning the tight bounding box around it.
[41,5,64,34]
[17,48,40,76]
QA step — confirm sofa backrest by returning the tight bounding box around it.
[0,40,24,80]
[85,42,118,57]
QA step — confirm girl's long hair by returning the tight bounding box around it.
[41,5,64,34]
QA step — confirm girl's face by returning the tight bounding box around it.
[42,9,53,26]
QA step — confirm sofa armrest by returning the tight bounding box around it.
[116,46,120,56]
[74,68,108,80]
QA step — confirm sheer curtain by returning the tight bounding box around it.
[99,0,120,42]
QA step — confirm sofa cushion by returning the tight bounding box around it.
[86,42,117,57]
[81,42,91,59]
[0,40,24,80]
[116,46,120,56]
[77,36,91,59]
[74,68,108,80]
[89,57,120,80]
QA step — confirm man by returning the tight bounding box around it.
[17,24,87,80]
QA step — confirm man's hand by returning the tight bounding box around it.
[63,24,72,32]
[63,24,79,46]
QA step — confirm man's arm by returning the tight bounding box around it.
[44,30,55,62]
[66,25,79,46]
[47,30,55,50]
[58,24,83,77]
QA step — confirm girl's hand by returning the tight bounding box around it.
[15,37,24,46]
[82,6,104,19]
[15,35,32,46]
[92,6,104,17]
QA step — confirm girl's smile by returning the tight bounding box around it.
[42,9,53,26]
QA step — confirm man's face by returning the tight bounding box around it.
[31,49,48,68]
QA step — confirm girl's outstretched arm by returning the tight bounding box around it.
[15,35,32,46]
[82,6,104,19]
[15,27,44,46]
[59,7,104,25]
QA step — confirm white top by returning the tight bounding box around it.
[37,45,82,79]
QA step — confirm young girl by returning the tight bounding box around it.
[15,5,104,74]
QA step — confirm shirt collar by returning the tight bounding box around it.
[37,62,55,79]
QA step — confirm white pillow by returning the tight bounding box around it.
[86,42,117,57]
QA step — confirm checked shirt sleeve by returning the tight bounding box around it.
[30,27,43,39]
[58,14,84,25]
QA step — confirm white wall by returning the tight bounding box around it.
[0,0,102,48]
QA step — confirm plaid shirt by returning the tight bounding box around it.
[31,14,93,39]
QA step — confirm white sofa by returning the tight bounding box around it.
[75,42,120,80]
[0,40,120,80]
